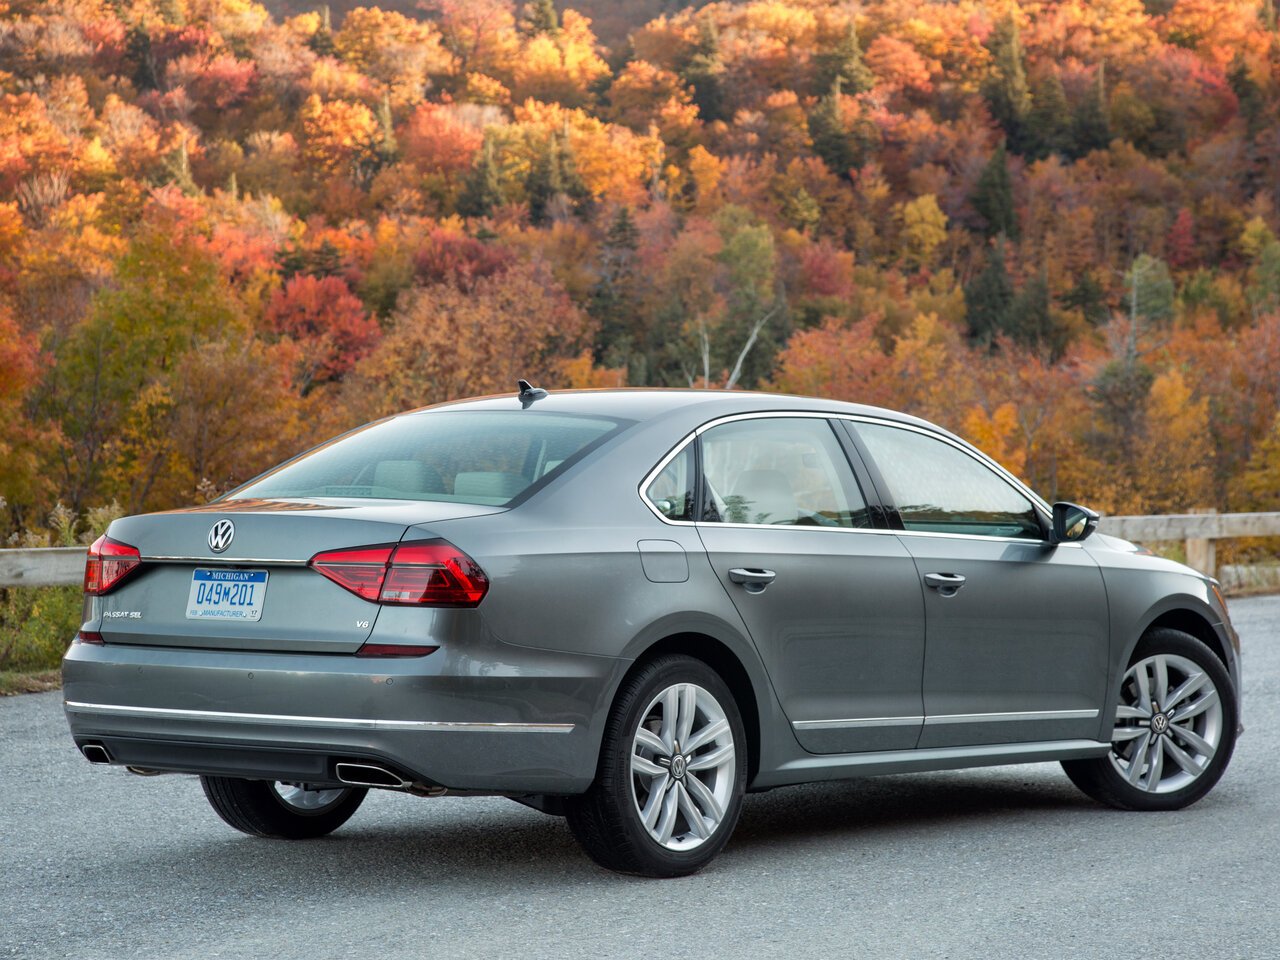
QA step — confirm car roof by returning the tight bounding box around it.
[418,388,938,432]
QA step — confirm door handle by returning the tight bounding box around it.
[728,568,777,594]
[924,572,966,597]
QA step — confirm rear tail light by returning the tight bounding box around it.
[84,536,142,595]
[309,539,489,607]
[77,631,104,644]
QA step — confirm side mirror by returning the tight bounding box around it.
[1051,502,1099,544]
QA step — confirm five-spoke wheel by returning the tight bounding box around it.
[566,655,747,876]
[1063,628,1237,811]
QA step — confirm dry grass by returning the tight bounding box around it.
[0,669,61,696]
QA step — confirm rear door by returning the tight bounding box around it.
[690,415,926,754]
[848,420,1111,749]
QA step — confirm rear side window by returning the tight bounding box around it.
[855,422,1043,539]
[699,418,871,528]
[231,411,628,506]
[644,445,696,521]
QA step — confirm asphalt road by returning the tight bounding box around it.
[4,598,1279,960]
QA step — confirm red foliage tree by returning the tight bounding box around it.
[263,275,381,390]
[412,228,514,291]
[1167,208,1197,271]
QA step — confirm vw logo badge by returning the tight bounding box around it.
[207,519,235,554]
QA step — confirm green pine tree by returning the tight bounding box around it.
[1027,70,1072,159]
[808,78,856,178]
[1126,254,1174,326]
[964,239,1014,346]
[523,0,560,36]
[310,6,336,57]
[1070,64,1111,158]
[981,14,1031,152]
[970,141,1018,239]
[813,22,874,96]
[683,17,727,123]
[591,207,641,368]
[1062,270,1109,326]
[525,138,562,225]
[457,140,503,219]
[1007,270,1072,359]
[127,27,159,91]
[1228,53,1266,138]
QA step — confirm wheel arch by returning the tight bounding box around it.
[1143,607,1230,670]
[625,632,764,785]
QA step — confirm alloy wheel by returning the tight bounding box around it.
[629,682,737,851]
[1108,653,1224,794]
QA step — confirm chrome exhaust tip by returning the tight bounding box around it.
[81,743,111,764]
[334,762,412,790]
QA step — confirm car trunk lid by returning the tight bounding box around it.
[91,498,503,653]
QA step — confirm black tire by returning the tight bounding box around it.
[1062,628,1237,811]
[200,776,367,839]
[565,655,748,877]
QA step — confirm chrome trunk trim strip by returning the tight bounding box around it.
[64,701,575,734]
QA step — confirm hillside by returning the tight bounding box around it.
[2,0,1280,542]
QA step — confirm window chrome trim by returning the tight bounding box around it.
[64,700,575,734]
[637,409,1054,540]
[922,708,1099,726]
[793,715,924,730]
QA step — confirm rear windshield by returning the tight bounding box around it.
[229,411,629,506]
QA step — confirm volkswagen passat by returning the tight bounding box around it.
[64,387,1241,876]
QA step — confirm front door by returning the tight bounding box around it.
[851,421,1111,749]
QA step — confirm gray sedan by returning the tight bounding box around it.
[63,387,1241,876]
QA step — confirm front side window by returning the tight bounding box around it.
[855,422,1042,539]
[231,411,628,506]
[699,418,870,528]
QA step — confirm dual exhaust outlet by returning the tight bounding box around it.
[79,744,441,795]
[333,761,446,796]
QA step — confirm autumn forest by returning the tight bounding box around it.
[3,0,1280,543]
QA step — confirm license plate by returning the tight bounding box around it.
[185,569,268,621]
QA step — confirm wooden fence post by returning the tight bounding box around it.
[1185,508,1217,578]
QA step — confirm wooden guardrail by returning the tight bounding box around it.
[2,513,1279,587]
[0,546,88,588]
[1098,511,1280,576]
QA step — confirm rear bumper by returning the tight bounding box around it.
[63,636,628,794]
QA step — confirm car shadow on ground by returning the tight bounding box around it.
[731,769,1093,849]
[65,769,1100,892]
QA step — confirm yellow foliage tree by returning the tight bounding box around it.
[1131,369,1215,514]
[299,94,378,178]
[962,402,1026,477]
[511,10,610,107]
[897,193,948,269]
